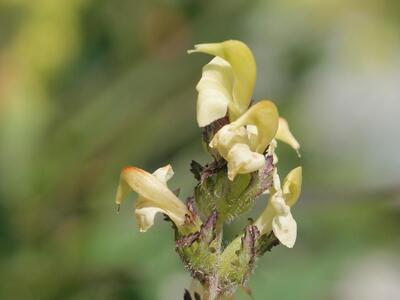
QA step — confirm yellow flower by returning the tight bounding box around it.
[209,100,279,180]
[115,165,189,232]
[189,39,300,179]
[188,40,256,126]
[254,167,302,248]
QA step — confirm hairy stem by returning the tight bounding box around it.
[209,225,223,300]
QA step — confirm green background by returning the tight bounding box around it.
[1,0,399,299]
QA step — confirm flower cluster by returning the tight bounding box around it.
[115,40,302,299]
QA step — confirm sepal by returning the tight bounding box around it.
[256,232,280,256]
[216,225,260,296]
[176,211,219,285]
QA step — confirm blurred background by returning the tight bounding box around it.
[1,0,399,299]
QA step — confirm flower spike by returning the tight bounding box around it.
[115,39,304,298]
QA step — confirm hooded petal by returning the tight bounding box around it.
[195,57,234,127]
[231,100,279,153]
[115,165,188,231]
[189,40,256,123]
[282,166,302,207]
[275,117,300,155]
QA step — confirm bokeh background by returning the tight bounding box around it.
[1,0,400,299]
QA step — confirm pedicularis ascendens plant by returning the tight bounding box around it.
[115,40,302,300]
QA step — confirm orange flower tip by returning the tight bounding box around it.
[122,165,135,172]
[122,166,145,174]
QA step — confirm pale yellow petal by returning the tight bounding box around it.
[135,203,165,232]
[209,100,278,179]
[226,143,265,180]
[209,125,248,158]
[152,164,174,185]
[271,167,281,192]
[196,57,234,127]
[246,124,258,136]
[115,166,188,230]
[232,100,279,153]
[246,124,259,151]
[270,193,297,248]
[135,196,186,232]
[209,124,266,180]
[189,40,256,120]
[272,212,297,248]
[276,117,300,154]
[282,166,302,207]
[254,200,274,234]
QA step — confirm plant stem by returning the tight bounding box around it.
[208,225,223,300]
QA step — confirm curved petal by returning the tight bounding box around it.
[276,117,300,155]
[282,166,302,207]
[196,57,234,127]
[135,203,166,232]
[231,100,279,153]
[115,165,188,231]
[226,143,266,180]
[189,40,256,121]
[134,197,187,232]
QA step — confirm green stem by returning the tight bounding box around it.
[209,225,223,300]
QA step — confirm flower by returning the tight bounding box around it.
[209,100,279,180]
[188,40,256,127]
[115,164,189,232]
[254,167,302,248]
[189,40,302,180]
